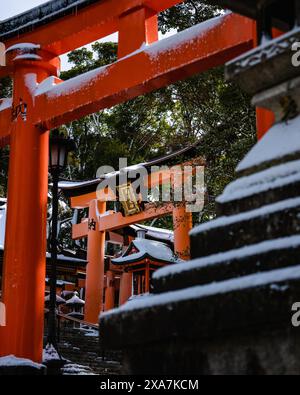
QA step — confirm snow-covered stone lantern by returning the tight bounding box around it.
[66,291,85,324]
[44,294,66,314]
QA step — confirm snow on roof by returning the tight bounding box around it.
[45,278,75,287]
[45,252,86,264]
[190,196,300,236]
[59,143,200,193]
[58,179,101,189]
[102,264,300,319]
[133,224,173,236]
[44,294,66,304]
[154,234,300,280]
[237,115,300,173]
[217,158,300,204]
[112,238,181,265]
[66,292,85,306]
[130,224,174,242]
[0,355,44,369]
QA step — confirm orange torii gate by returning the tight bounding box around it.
[65,161,199,324]
[0,0,262,362]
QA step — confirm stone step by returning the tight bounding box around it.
[191,197,300,258]
[153,235,300,293]
[44,326,122,375]
[216,159,300,216]
[101,265,300,374]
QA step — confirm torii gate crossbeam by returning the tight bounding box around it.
[0,0,254,363]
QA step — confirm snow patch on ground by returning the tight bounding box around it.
[62,363,96,376]
[0,355,44,369]
[112,238,181,265]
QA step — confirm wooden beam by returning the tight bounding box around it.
[34,13,253,129]
[98,203,174,232]
[71,192,98,209]
[2,0,185,56]
[0,104,12,146]
[73,219,89,240]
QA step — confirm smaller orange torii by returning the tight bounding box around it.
[60,149,204,323]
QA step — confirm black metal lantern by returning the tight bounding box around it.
[47,129,75,359]
[49,130,74,173]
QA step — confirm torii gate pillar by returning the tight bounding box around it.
[119,272,133,306]
[173,205,193,261]
[84,199,106,324]
[104,271,115,311]
[0,46,60,362]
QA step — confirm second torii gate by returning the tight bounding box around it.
[0,0,260,362]
[65,161,199,324]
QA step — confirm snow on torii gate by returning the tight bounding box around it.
[0,0,256,362]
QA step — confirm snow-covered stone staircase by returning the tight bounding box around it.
[44,327,122,375]
[153,158,300,293]
[100,142,300,375]
[100,19,300,373]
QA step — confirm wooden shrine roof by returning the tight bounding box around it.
[0,0,101,41]
[112,238,181,266]
[59,142,202,198]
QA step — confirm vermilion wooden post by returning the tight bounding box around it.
[119,272,133,305]
[173,205,193,261]
[118,6,158,58]
[104,271,115,311]
[145,262,150,293]
[256,107,275,140]
[84,199,106,324]
[0,46,60,362]
[253,21,279,140]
